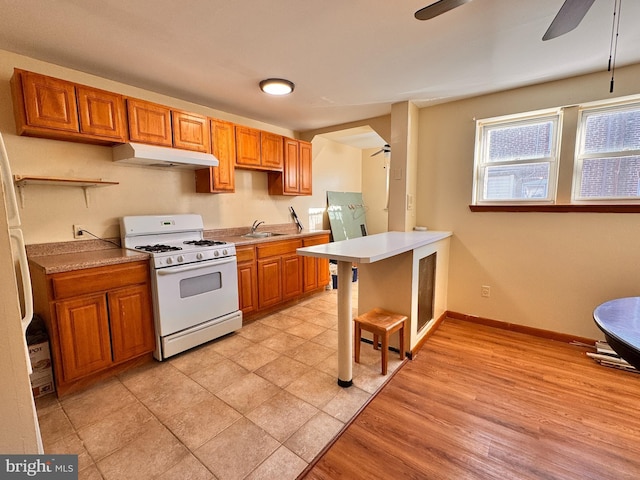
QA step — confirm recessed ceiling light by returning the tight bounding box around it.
[259,78,295,96]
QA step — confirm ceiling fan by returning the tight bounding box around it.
[414,0,597,41]
[371,144,391,157]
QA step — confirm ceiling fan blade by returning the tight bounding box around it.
[371,144,390,157]
[414,0,473,21]
[542,0,596,41]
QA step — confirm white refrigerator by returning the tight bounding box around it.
[0,131,43,453]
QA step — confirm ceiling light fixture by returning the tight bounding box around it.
[259,78,295,96]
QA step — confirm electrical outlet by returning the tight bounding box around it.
[73,224,85,239]
[481,285,491,298]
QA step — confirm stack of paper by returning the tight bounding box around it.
[587,341,637,373]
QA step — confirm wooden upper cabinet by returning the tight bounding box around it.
[260,131,284,170]
[10,69,126,144]
[298,140,313,195]
[284,137,300,193]
[235,126,284,171]
[11,69,80,135]
[268,137,313,196]
[126,98,172,147]
[171,110,210,153]
[76,86,126,141]
[235,125,261,168]
[195,118,236,193]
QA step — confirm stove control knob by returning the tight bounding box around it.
[214,250,220,257]
[196,253,204,260]
[166,258,173,265]
[223,249,228,256]
[177,255,184,263]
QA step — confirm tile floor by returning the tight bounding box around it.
[35,283,405,480]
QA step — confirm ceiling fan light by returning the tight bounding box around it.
[259,78,295,95]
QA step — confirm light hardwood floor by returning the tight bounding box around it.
[301,318,640,480]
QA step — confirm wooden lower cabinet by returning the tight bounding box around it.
[303,234,331,292]
[256,239,302,310]
[257,257,283,309]
[31,260,155,396]
[238,234,329,319]
[55,293,112,381]
[282,253,303,300]
[108,284,155,362]
[236,245,258,315]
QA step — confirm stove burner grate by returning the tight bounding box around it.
[183,240,227,247]
[135,244,183,253]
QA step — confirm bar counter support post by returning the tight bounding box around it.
[337,260,353,387]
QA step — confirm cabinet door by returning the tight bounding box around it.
[261,131,284,170]
[196,119,236,193]
[303,235,330,292]
[303,255,318,292]
[127,98,172,146]
[317,257,330,288]
[238,261,258,315]
[282,254,303,300]
[76,86,126,141]
[298,140,313,195]
[108,284,155,363]
[283,137,300,194]
[257,257,282,308]
[56,294,112,382]
[20,70,79,133]
[172,110,211,152]
[235,126,261,168]
[212,119,236,191]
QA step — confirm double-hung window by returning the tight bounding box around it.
[573,100,640,202]
[473,109,562,205]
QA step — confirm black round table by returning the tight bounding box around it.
[593,297,640,370]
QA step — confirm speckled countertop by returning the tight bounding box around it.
[27,225,331,274]
[27,238,150,275]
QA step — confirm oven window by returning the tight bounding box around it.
[180,272,222,298]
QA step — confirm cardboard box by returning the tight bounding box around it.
[28,341,55,398]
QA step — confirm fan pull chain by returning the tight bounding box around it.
[609,0,622,93]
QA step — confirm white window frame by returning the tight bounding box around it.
[572,97,640,203]
[472,109,563,205]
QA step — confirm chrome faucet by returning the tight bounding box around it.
[251,220,265,234]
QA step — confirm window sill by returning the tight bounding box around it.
[469,204,640,213]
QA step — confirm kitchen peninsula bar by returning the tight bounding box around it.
[297,230,452,387]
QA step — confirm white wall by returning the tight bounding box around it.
[416,63,640,340]
[0,50,361,244]
[361,147,388,235]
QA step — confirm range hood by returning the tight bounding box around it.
[112,143,219,169]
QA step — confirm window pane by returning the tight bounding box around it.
[483,163,550,200]
[584,109,640,154]
[487,122,553,162]
[578,155,640,198]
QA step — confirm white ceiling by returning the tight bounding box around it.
[0,0,638,134]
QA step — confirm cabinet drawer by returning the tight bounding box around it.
[303,234,330,247]
[236,245,256,263]
[51,262,149,300]
[256,239,302,259]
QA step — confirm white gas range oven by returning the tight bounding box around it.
[121,214,242,360]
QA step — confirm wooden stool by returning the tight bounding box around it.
[354,307,408,375]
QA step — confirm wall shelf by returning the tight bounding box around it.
[13,175,119,208]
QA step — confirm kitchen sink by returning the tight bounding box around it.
[242,232,286,238]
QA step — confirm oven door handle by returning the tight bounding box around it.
[157,257,236,275]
